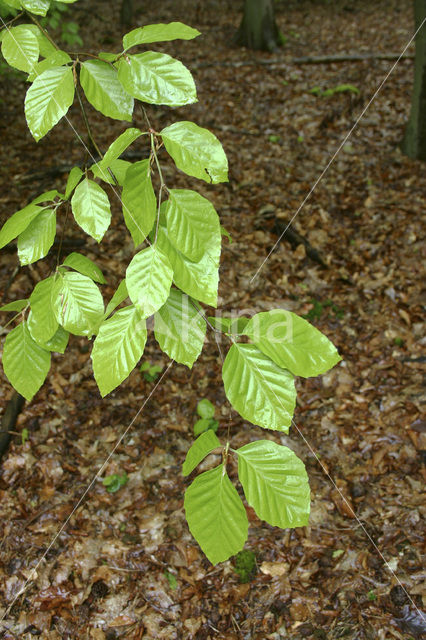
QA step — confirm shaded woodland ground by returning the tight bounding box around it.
[0,0,425,638]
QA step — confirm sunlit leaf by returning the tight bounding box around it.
[28,50,71,81]
[21,0,50,16]
[17,207,56,265]
[28,276,58,343]
[122,160,156,245]
[0,299,28,312]
[0,203,44,250]
[25,66,74,141]
[52,271,104,336]
[80,59,134,122]
[126,246,173,318]
[182,430,221,476]
[71,177,111,242]
[63,252,106,284]
[123,22,200,49]
[1,26,39,73]
[64,166,83,200]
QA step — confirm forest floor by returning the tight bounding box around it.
[0,0,425,638]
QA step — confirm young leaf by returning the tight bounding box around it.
[161,121,228,184]
[156,226,219,307]
[117,52,197,107]
[34,324,69,353]
[28,50,71,81]
[24,24,56,58]
[28,276,58,343]
[2,321,51,401]
[25,66,75,141]
[243,310,341,377]
[126,246,173,318]
[222,343,296,432]
[1,26,39,73]
[80,59,134,122]
[97,128,142,174]
[154,288,206,367]
[32,190,59,204]
[184,464,248,564]
[236,440,310,528]
[52,271,104,336]
[122,160,156,245]
[64,166,83,200]
[182,429,221,476]
[21,0,50,16]
[0,299,28,312]
[63,252,106,284]
[163,189,221,262]
[17,207,56,265]
[71,177,111,242]
[123,22,200,50]
[104,279,128,318]
[0,203,44,250]
[92,305,147,396]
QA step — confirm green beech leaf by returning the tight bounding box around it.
[122,160,156,245]
[80,59,134,122]
[117,51,197,107]
[92,305,147,396]
[32,190,59,204]
[22,24,56,58]
[236,440,310,528]
[52,271,104,336]
[21,0,50,16]
[2,321,50,401]
[63,252,106,284]
[33,324,69,353]
[28,50,71,81]
[0,299,28,312]
[97,128,143,174]
[208,316,249,334]
[28,276,58,343]
[184,464,248,564]
[91,159,131,186]
[222,343,296,432]
[156,226,219,307]
[17,208,56,265]
[1,26,39,73]
[25,66,75,141]
[104,280,128,318]
[243,310,341,378]
[126,246,173,318]
[163,189,221,262]
[98,52,118,62]
[64,166,83,199]
[161,121,228,184]
[123,22,200,49]
[154,288,206,367]
[182,430,221,476]
[71,177,111,242]
[0,203,44,250]
[197,398,215,419]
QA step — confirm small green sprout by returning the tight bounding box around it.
[367,590,376,601]
[103,472,128,493]
[164,569,178,590]
[394,337,404,347]
[194,399,219,435]
[140,361,163,382]
[21,428,29,445]
[268,134,280,143]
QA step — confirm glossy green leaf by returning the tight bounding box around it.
[97,128,143,174]
[243,310,341,378]
[117,51,197,107]
[122,160,156,245]
[34,324,69,353]
[92,305,147,396]
[64,166,83,199]
[184,464,248,564]
[154,288,206,367]
[28,50,71,81]
[208,316,249,334]
[22,24,56,58]
[2,321,50,401]
[98,51,118,62]
[0,299,28,312]
[161,121,228,184]
[126,246,173,318]
[32,190,58,204]
[222,343,296,432]
[156,226,219,307]
[1,26,39,73]
[104,280,128,318]
[71,177,111,242]
[25,66,75,141]
[182,430,221,476]
[80,59,134,122]
[17,207,56,265]
[237,440,310,528]
[164,189,221,262]
[91,159,130,186]
[21,0,50,15]
[0,203,44,250]
[63,252,106,284]
[123,22,200,49]
[28,276,58,343]
[52,271,104,336]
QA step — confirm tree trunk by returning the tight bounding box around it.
[401,0,426,160]
[120,0,134,27]
[235,0,281,52]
